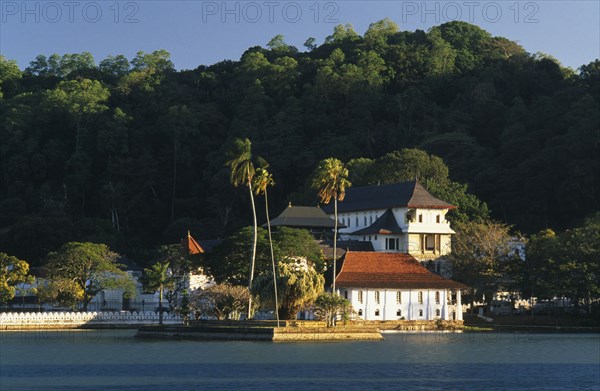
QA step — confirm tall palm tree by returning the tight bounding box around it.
[143,261,174,325]
[253,162,280,327]
[311,158,351,296]
[226,138,257,318]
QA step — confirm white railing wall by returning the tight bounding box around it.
[0,311,182,328]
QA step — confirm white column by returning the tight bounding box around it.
[456,290,463,320]
[443,290,449,320]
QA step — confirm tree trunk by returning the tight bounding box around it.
[265,189,280,327]
[333,196,338,295]
[159,286,164,325]
[247,181,257,319]
[332,196,338,326]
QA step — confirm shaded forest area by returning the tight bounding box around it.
[1,20,598,266]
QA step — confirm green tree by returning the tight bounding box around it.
[190,283,251,320]
[142,261,175,324]
[45,78,110,149]
[273,227,325,271]
[252,163,280,326]
[226,138,258,318]
[314,292,352,327]
[254,259,324,319]
[0,253,34,303]
[44,242,136,311]
[449,221,514,312]
[311,158,351,295]
[207,226,271,286]
[556,215,600,313]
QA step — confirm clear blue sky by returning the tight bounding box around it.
[1,0,598,70]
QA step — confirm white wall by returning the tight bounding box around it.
[340,288,462,321]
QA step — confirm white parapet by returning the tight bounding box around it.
[0,311,182,327]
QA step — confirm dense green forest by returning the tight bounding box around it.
[1,20,599,266]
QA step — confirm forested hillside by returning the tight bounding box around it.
[1,20,598,266]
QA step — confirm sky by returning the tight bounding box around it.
[0,0,599,70]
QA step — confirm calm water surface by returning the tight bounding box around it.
[1,330,599,390]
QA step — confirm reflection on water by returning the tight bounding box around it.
[1,330,599,390]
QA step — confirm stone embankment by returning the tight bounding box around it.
[136,319,464,341]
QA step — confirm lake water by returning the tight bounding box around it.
[1,330,599,390]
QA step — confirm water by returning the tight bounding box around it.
[1,330,599,390]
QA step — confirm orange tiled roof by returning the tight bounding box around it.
[336,251,466,289]
[180,231,205,255]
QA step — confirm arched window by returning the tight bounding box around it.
[419,309,423,317]
[364,216,367,226]
[436,309,441,317]
[375,309,380,316]
[396,309,401,317]
[358,309,363,316]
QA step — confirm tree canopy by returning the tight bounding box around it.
[42,242,136,310]
[0,21,598,267]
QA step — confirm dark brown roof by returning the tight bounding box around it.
[181,232,205,255]
[319,240,374,260]
[265,204,345,229]
[322,181,456,214]
[351,209,403,235]
[336,251,466,290]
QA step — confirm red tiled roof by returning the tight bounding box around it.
[180,231,205,255]
[336,251,466,290]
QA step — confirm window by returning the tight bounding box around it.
[435,291,440,304]
[436,215,441,223]
[419,309,423,317]
[375,309,380,316]
[396,291,401,304]
[344,291,348,299]
[435,309,441,317]
[396,309,402,317]
[418,214,423,223]
[426,234,435,251]
[374,235,377,240]
[363,236,366,241]
[384,237,400,250]
[364,216,367,226]
[369,236,371,241]
[358,291,363,304]
[355,216,359,226]
[374,291,380,304]
[358,309,363,316]
[370,215,373,224]
[418,291,423,304]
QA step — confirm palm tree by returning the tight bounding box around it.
[311,158,351,296]
[143,261,174,325]
[253,162,280,327]
[226,138,257,318]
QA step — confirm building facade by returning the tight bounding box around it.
[335,252,464,321]
[323,181,455,273]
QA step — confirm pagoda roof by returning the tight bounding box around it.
[265,204,346,229]
[350,209,403,236]
[322,180,456,214]
[180,231,205,255]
